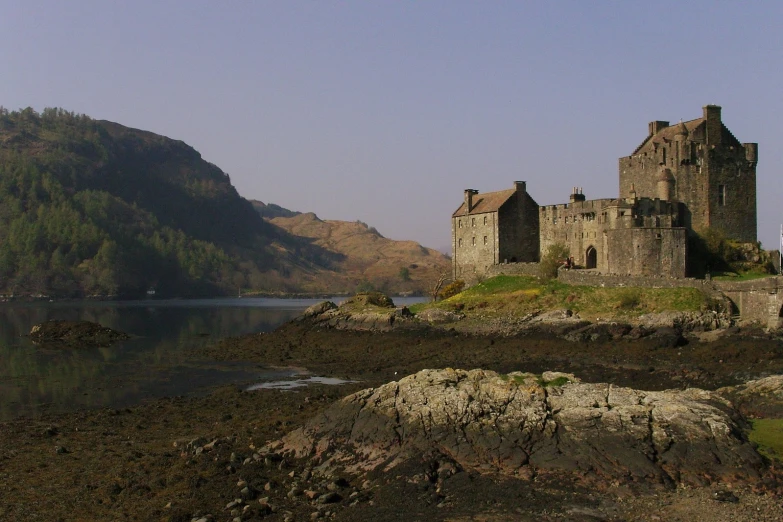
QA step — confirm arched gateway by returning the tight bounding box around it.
[585,246,597,269]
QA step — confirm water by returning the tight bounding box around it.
[0,297,425,421]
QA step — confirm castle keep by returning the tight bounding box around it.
[452,105,757,280]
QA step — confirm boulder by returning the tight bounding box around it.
[278,369,764,488]
[415,308,464,324]
[718,375,783,418]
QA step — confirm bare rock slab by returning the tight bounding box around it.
[278,368,764,488]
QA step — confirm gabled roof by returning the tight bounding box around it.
[452,188,515,217]
[632,118,704,155]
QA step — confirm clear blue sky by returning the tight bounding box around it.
[2,1,782,252]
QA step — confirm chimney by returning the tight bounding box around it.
[514,180,526,193]
[703,105,722,145]
[464,189,478,212]
[648,121,670,136]
[569,186,585,202]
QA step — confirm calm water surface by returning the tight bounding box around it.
[0,297,424,421]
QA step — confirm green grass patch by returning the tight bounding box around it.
[749,418,783,462]
[414,275,713,321]
[712,271,775,282]
[541,376,571,387]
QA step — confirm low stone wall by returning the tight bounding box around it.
[485,262,541,279]
[714,277,783,326]
[557,269,716,291]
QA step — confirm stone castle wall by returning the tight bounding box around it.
[452,211,498,280]
[606,228,687,278]
[498,192,539,264]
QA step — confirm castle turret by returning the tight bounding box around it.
[657,166,675,201]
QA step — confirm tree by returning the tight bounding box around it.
[539,243,570,281]
[428,270,451,302]
[398,266,411,281]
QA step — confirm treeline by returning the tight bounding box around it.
[0,107,328,297]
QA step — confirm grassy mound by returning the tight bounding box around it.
[411,275,713,320]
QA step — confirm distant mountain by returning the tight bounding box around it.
[265,212,451,295]
[0,107,450,297]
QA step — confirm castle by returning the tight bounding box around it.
[452,105,758,280]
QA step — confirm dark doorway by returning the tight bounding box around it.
[585,246,597,269]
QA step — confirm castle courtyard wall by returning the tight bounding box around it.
[606,228,687,278]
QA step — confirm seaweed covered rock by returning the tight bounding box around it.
[29,320,130,347]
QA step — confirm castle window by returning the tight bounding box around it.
[458,239,462,247]
[472,218,475,227]
[472,237,476,246]
[718,185,726,206]
[483,216,487,225]
[483,236,487,245]
[458,220,462,228]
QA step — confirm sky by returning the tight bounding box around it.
[2,1,782,252]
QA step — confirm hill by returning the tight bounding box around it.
[0,107,352,297]
[265,212,451,295]
[0,107,448,297]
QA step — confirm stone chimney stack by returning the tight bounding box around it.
[514,181,526,193]
[703,105,722,145]
[569,187,586,202]
[648,120,670,136]
[464,189,478,212]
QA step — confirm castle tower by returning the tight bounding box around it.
[618,105,757,242]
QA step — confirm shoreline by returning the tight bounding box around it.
[2,321,782,520]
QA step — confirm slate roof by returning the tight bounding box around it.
[452,188,516,217]
[632,118,704,155]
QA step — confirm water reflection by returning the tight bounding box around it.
[0,298,321,421]
[0,297,425,421]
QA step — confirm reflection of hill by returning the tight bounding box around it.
[0,303,302,420]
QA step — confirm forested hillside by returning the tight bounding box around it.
[0,107,336,297]
[0,107,449,297]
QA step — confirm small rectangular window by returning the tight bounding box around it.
[471,218,475,227]
[483,236,487,245]
[458,220,462,228]
[472,237,476,246]
[483,216,487,225]
[718,185,726,206]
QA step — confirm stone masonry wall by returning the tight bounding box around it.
[606,228,687,278]
[498,191,539,264]
[452,211,498,280]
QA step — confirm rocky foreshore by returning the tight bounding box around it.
[298,295,757,346]
[3,310,783,521]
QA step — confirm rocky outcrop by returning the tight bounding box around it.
[276,369,764,488]
[29,320,130,347]
[637,311,733,332]
[718,375,783,418]
[297,295,416,331]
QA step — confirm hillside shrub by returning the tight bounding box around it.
[539,243,570,281]
[439,280,465,300]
